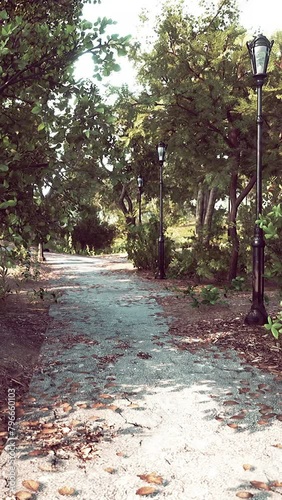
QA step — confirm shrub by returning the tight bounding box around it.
[125,216,174,271]
[168,238,230,282]
[72,209,116,253]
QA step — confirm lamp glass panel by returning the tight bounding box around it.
[254,45,267,74]
[157,146,165,161]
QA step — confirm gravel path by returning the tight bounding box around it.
[1,253,282,500]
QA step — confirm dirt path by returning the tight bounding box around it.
[0,253,282,499]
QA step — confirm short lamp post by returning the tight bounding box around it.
[137,175,144,224]
[157,142,166,279]
[244,34,274,326]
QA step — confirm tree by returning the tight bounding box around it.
[122,0,282,279]
[0,0,130,248]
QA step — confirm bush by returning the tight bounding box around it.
[125,216,174,271]
[72,209,116,253]
[168,238,230,282]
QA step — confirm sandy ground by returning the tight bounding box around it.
[0,253,281,500]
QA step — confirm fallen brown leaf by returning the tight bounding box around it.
[136,486,157,496]
[223,400,239,406]
[230,412,246,420]
[22,480,40,492]
[104,467,116,474]
[271,481,282,487]
[42,422,54,429]
[138,472,163,485]
[137,352,152,359]
[38,464,56,472]
[250,480,270,491]
[227,423,238,429]
[58,486,76,496]
[15,492,33,500]
[28,449,47,457]
[41,427,57,434]
[21,420,40,428]
[243,464,254,471]
[236,492,253,498]
[128,403,140,409]
[272,444,282,449]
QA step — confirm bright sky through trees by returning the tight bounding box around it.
[76,0,282,86]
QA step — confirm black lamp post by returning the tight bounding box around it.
[244,34,274,326]
[137,175,143,224]
[157,142,166,279]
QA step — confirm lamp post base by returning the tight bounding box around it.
[156,236,166,279]
[244,304,268,325]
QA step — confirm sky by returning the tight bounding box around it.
[76,0,282,87]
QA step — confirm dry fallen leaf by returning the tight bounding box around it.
[38,464,56,472]
[236,492,253,498]
[28,449,47,457]
[104,467,116,474]
[271,481,282,487]
[230,412,246,420]
[257,419,268,425]
[250,480,270,491]
[58,486,76,496]
[272,444,282,449]
[15,492,33,500]
[223,400,239,406]
[136,486,157,496]
[243,464,254,471]
[99,393,113,399]
[227,423,238,429]
[22,480,40,492]
[42,422,54,429]
[138,472,163,485]
[41,427,57,434]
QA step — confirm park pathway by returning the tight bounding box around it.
[0,253,282,499]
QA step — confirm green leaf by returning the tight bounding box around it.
[0,164,9,172]
[0,199,17,209]
[37,122,45,131]
[31,104,42,115]
[271,327,279,339]
[0,10,9,20]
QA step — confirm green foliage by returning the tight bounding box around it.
[169,239,230,281]
[200,285,221,305]
[125,216,174,271]
[230,276,245,292]
[29,287,61,303]
[0,263,11,299]
[0,1,130,249]
[265,309,282,340]
[177,284,223,308]
[71,208,116,253]
[257,203,282,288]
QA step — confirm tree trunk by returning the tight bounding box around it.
[203,187,217,244]
[228,171,256,281]
[119,184,135,225]
[37,242,46,262]
[195,186,204,235]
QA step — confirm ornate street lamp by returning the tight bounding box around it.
[156,142,166,279]
[245,34,274,326]
[137,175,143,224]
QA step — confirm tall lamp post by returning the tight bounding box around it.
[157,142,166,279]
[244,34,274,326]
[137,175,143,224]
